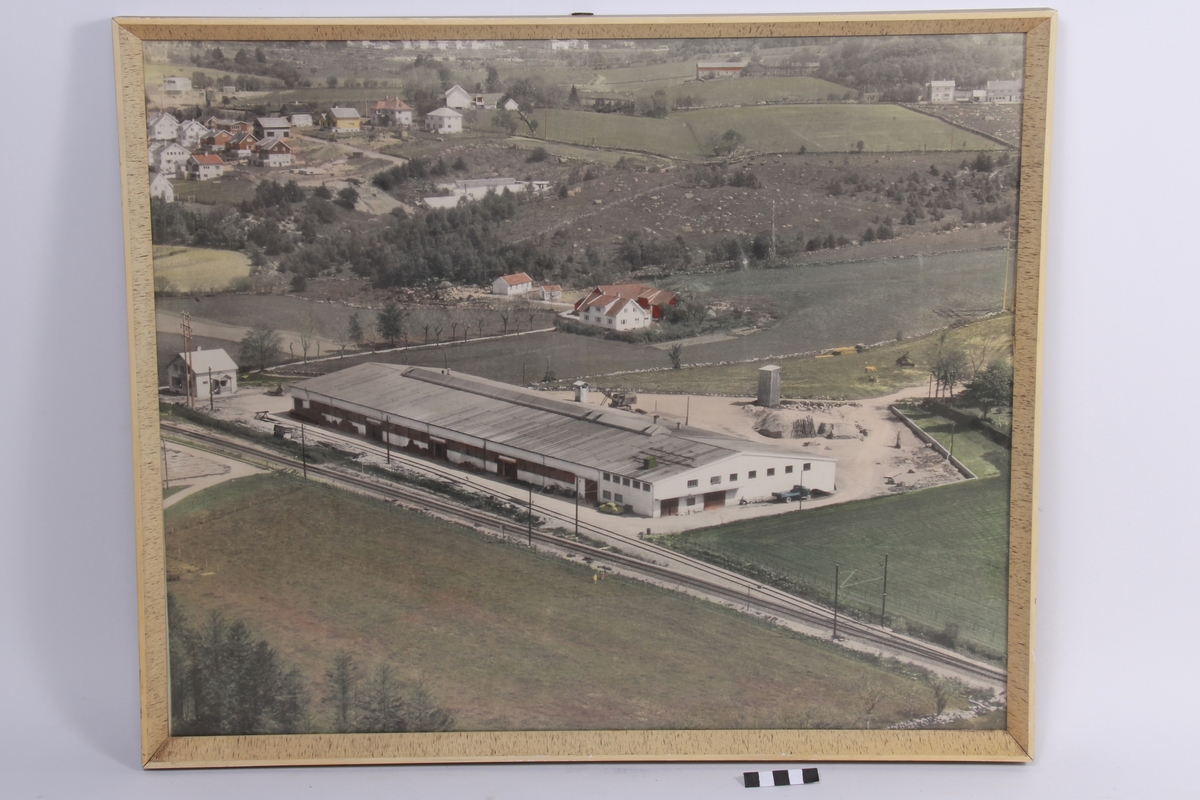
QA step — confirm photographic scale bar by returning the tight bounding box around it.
[744,768,820,788]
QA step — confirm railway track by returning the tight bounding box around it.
[161,420,1007,689]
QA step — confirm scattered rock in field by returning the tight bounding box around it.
[753,412,788,439]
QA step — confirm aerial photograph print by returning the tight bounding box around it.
[145,31,1023,737]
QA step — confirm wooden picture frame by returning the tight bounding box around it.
[115,10,1053,768]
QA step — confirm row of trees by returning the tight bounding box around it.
[924,332,1014,418]
[168,599,454,736]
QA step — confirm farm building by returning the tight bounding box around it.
[444,84,472,109]
[986,80,1023,103]
[254,116,291,141]
[499,97,520,111]
[696,61,748,80]
[425,107,463,133]
[327,107,362,133]
[574,284,677,320]
[471,92,506,110]
[577,294,653,331]
[256,138,293,167]
[289,364,835,518]
[166,348,238,399]
[186,154,225,180]
[146,112,180,142]
[277,104,314,127]
[149,172,174,203]
[492,272,533,296]
[929,80,956,103]
[370,97,414,126]
[176,119,209,149]
[539,284,562,301]
[162,75,192,94]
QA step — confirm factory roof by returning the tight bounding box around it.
[291,364,829,481]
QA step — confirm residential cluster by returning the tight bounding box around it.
[927,79,1024,104]
[146,82,528,201]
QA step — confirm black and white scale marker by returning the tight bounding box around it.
[744,768,819,788]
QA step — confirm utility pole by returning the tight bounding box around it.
[181,312,194,409]
[685,395,690,426]
[950,421,956,458]
[300,422,307,480]
[384,414,391,464]
[527,485,533,546]
[1002,229,1014,312]
[208,367,214,411]
[771,199,777,260]
[575,484,580,536]
[880,553,889,626]
[161,440,170,489]
[832,563,840,641]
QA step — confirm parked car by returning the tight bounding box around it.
[597,501,623,515]
[771,485,811,503]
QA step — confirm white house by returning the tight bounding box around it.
[176,119,209,149]
[149,172,174,203]
[163,75,192,94]
[289,112,314,127]
[370,97,414,126]
[167,348,238,399]
[929,80,955,103]
[186,154,225,180]
[146,112,180,142]
[499,97,520,112]
[148,141,192,174]
[289,364,836,519]
[539,284,562,301]
[254,116,291,141]
[444,84,472,110]
[577,294,653,331]
[256,138,293,168]
[425,107,463,134]
[491,272,533,296]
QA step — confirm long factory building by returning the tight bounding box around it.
[289,364,835,518]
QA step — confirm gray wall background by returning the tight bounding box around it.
[3,1,1196,797]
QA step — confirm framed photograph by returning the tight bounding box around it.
[114,10,1053,768]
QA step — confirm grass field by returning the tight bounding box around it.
[655,478,1010,657]
[618,314,1015,401]
[314,330,667,384]
[173,174,259,206]
[681,105,1004,155]
[895,405,1011,479]
[536,104,1003,159]
[656,76,856,106]
[651,249,1014,374]
[153,246,252,293]
[164,472,971,731]
[158,294,359,340]
[596,61,698,86]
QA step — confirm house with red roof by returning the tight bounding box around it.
[491,272,533,296]
[573,283,677,320]
[538,284,562,301]
[186,154,225,181]
[577,293,654,331]
[370,97,414,126]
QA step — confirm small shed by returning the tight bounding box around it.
[492,272,533,296]
[166,348,238,399]
[757,365,781,408]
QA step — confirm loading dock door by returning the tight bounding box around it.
[584,480,598,503]
[661,498,679,516]
[499,458,518,481]
[703,491,725,511]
